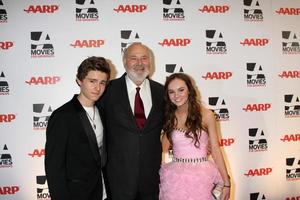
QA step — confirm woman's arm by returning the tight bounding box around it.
[161,133,171,163]
[202,108,231,200]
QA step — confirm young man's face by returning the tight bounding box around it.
[77,70,108,106]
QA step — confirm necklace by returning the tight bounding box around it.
[86,106,96,129]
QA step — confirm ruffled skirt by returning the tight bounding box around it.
[159,161,223,200]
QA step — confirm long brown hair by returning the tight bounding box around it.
[163,73,203,148]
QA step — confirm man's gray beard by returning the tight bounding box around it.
[127,70,149,84]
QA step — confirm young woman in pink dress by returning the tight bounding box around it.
[159,73,231,200]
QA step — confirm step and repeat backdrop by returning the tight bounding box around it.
[1,0,300,199]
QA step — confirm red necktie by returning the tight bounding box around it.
[134,87,146,130]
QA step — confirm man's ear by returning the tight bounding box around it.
[76,78,81,87]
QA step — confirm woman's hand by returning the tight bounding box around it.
[221,186,230,200]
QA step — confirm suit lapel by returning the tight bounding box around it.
[118,74,138,130]
[143,80,157,131]
[98,106,107,167]
[72,96,101,166]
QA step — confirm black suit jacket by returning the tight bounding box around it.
[45,95,106,200]
[100,74,164,200]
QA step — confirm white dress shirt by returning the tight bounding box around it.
[125,75,152,118]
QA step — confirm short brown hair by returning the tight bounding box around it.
[76,56,111,81]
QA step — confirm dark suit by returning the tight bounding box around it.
[45,95,106,200]
[100,74,164,200]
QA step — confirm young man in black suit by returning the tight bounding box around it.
[45,56,111,200]
[100,43,164,200]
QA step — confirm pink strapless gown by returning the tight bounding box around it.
[159,129,223,200]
